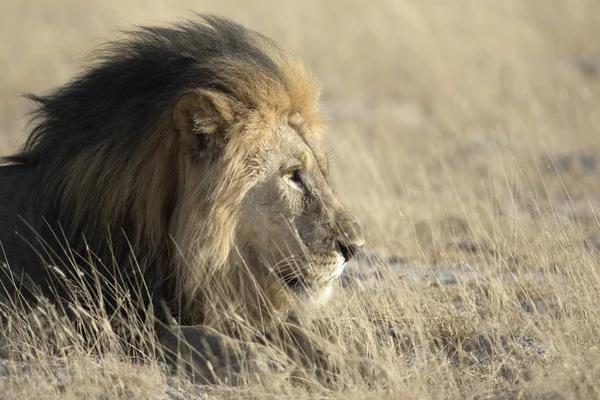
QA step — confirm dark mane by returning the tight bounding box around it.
[7,15,282,165]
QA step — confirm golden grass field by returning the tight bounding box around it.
[2,0,600,398]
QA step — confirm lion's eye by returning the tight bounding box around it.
[284,169,305,190]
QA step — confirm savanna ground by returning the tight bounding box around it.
[1,1,600,398]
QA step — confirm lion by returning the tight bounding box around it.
[0,15,365,384]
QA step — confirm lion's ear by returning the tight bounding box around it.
[173,90,234,137]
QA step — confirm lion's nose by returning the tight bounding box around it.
[336,242,361,262]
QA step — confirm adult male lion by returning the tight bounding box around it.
[0,15,364,384]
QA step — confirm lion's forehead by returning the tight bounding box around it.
[264,122,328,174]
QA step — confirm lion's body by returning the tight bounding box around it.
[0,15,364,382]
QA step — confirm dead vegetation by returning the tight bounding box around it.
[2,0,600,398]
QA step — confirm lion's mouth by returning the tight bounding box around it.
[278,269,337,305]
[279,260,345,292]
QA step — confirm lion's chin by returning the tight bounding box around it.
[309,284,333,306]
[282,281,333,307]
[283,277,336,306]
[275,255,345,305]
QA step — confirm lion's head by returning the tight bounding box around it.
[5,15,363,327]
[234,113,364,306]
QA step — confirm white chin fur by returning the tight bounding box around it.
[310,285,333,306]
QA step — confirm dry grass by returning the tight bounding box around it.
[2,0,600,398]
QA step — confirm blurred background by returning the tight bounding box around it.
[1,0,600,257]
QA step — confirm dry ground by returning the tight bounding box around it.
[2,1,600,398]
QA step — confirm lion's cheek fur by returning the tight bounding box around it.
[168,173,243,318]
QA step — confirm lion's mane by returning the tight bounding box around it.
[3,15,322,326]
